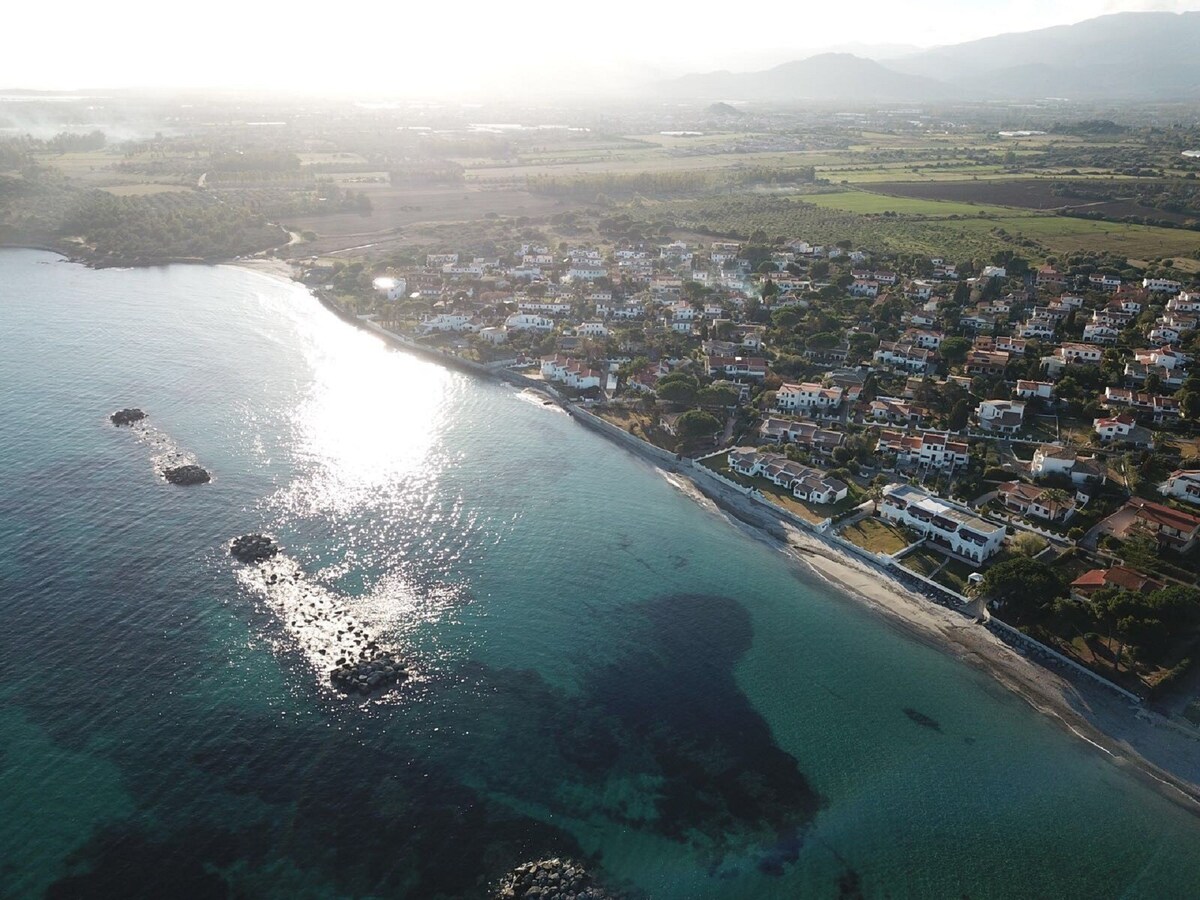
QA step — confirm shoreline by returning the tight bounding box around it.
[240,257,1200,815]
[15,248,1200,815]
[661,467,1200,815]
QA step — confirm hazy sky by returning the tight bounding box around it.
[7,0,1200,94]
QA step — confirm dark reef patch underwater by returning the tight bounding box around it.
[39,593,824,897]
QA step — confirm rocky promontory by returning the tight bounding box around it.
[495,859,618,900]
[110,408,147,426]
[164,464,211,485]
[230,534,279,564]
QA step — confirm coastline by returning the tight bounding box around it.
[281,272,1200,816]
[19,249,1199,815]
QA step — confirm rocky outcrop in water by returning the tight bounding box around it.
[110,408,147,426]
[230,534,279,564]
[495,859,617,900]
[330,652,408,695]
[164,464,211,485]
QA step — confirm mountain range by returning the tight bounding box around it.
[661,12,1200,104]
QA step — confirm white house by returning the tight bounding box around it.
[1160,470,1200,505]
[1094,413,1154,447]
[419,313,474,333]
[1030,445,1106,485]
[880,483,1006,562]
[875,430,969,470]
[479,326,508,345]
[776,382,843,413]
[1014,380,1054,400]
[577,322,609,337]
[1143,277,1182,294]
[975,399,1025,434]
[727,449,849,504]
[372,276,407,300]
[506,313,555,332]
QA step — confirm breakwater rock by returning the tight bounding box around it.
[164,464,211,485]
[230,534,279,564]
[495,859,617,900]
[231,543,410,698]
[330,652,408,695]
[110,408,147,426]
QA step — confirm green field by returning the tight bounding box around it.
[802,190,1034,218]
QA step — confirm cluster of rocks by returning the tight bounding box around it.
[164,464,211,485]
[110,408,147,426]
[329,651,407,695]
[230,534,279,564]
[495,859,615,900]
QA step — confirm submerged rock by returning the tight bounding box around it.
[110,408,147,426]
[230,534,279,564]
[903,707,942,732]
[494,858,618,900]
[163,464,211,485]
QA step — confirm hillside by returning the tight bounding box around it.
[665,12,1200,104]
[661,53,955,103]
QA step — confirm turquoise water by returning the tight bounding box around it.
[1,248,1199,899]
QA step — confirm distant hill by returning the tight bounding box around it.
[662,53,955,103]
[890,11,1200,100]
[664,12,1200,104]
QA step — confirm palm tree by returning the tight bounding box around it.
[865,483,884,514]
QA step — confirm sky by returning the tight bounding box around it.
[6,0,1200,95]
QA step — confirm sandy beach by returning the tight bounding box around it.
[667,467,1200,815]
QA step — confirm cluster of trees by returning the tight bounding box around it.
[62,191,283,261]
[979,556,1200,680]
[45,130,107,153]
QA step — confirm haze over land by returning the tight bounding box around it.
[7,2,1200,99]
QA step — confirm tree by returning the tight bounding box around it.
[1121,533,1158,572]
[940,336,971,367]
[676,409,722,441]
[977,557,1066,623]
[865,483,883,513]
[948,399,970,431]
[696,384,739,409]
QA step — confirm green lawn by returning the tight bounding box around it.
[899,547,943,577]
[839,516,914,555]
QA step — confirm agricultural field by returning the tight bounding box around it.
[801,189,1035,218]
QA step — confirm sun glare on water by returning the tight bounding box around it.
[280,321,455,519]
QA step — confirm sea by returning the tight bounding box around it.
[2,248,1199,899]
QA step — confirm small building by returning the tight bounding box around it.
[1030,445,1106,485]
[1109,498,1200,553]
[1160,470,1200,505]
[1093,414,1154,448]
[976,399,1025,434]
[1071,566,1163,601]
[997,481,1075,522]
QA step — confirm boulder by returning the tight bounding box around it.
[110,408,147,426]
[230,534,279,564]
[163,464,211,485]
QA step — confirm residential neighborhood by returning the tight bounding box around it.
[317,231,1200,699]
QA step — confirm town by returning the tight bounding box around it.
[313,234,1200,705]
